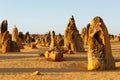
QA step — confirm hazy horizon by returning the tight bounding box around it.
[0,0,120,35]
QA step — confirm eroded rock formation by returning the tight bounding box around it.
[12,25,19,42]
[64,16,84,52]
[44,47,63,61]
[1,31,20,53]
[56,33,64,46]
[50,31,57,48]
[0,20,8,34]
[88,16,115,70]
[81,23,90,45]
[0,20,20,53]
[0,20,8,46]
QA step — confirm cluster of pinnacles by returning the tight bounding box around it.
[0,16,115,71]
[0,20,20,53]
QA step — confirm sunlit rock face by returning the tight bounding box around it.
[50,31,57,48]
[64,16,84,52]
[0,20,8,34]
[0,20,8,46]
[44,47,63,61]
[81,23,90,45]
[1,31,20,53]
[88,16,115,70]
[12,25,19,42]
[0,20,20,53]
[56,33,64,46]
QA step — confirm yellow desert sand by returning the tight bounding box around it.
[0,41,120,80]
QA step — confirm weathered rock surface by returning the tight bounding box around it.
[56,33,64,46]
[1,31,20,53]
[81,23,90,45]
[12,25,19,42]
[0,20,8,46]
[45,47,63,61]
[88,16,115,70]
[32,71,41,75]
[64,16,84,52]
[50,31,57,48]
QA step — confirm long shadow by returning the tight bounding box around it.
[0,52,39,60]
[0,67,120,73]
[0,68,86,73]
[64,56,87,61]
[4,51,39,54]
[0,56,39,60]
[0,51,37,54]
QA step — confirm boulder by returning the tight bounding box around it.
[45,47,63,61]
[32,71,41,75]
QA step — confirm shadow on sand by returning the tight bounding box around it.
[0,68,87,73]
[64,56,87,61]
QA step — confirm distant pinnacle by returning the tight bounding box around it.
[71,15,75,22]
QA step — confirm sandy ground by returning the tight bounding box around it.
[0,41,120,80]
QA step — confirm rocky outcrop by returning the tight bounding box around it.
[1,31,20,53]
[88,16,115,70]
[0,20,20,53]
[44,47,63,61]
[64,16,84,52]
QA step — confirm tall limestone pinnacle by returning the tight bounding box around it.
[0,20,8,46]
[0,20,8,34]
[88,16,115,70]
[67,15,77,30]
[0,20,20,53]
[64,16,84,52]
[12,25,19,42]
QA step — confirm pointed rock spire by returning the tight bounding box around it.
[64,16,84,52]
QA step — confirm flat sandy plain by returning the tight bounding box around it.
[0,41,120,80]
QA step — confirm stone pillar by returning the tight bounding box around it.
[64,16,84,52]
[50,31,56,48]
[12,25,19,42]
[88,16,115,70]
[0,20,8,46]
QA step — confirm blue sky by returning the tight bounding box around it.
[0,0,120,35]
